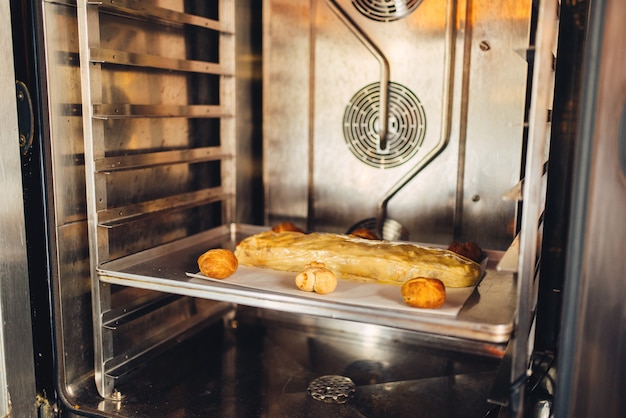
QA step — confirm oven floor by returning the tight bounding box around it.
[68,308,502,417]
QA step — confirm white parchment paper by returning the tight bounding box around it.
[186,263,484,317]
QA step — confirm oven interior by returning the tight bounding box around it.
[37,0,558,416]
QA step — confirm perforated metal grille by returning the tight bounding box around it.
[343,82,426,168]
[352,0,423,22]
[307,375,356,404]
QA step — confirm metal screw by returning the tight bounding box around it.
[479,41,491,51]
[110,390,123,401]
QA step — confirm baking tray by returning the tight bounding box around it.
[98,223,516,343]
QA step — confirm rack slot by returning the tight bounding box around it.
[92,104,227,119]
[103,301,234,380]
[95,147,228,172]
[97,188,230,227]
[93,0,233,33]
[90,48,229,75]
[102,293,182,330]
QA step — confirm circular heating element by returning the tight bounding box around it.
[352,0,424,22]
[343,81,426,168]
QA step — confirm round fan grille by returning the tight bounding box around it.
[307,375,356,404]
[343,82,426,168]
[351,0,423,22]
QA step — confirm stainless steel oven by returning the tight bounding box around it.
[3,0,625,417]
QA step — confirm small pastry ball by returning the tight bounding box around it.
[198,248,238,279]
[401,277,446,309]
[295,262,337,295]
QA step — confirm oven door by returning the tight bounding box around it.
[1,0,37,415]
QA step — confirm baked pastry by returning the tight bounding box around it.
[295,262,337,294]
[447,241,482,263]
[234,231,481,288]
[348,228,379,240]
[198,248,238,279]
[271,221,305,234]
[401,277,446,308]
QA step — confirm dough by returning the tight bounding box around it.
[234,231,481,288]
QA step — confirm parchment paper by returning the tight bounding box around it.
[186,262,485,317]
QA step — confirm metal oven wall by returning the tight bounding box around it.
[263,0,533,250]
[15,0,626,416]
[35,0,261,407]
[30,0,538,415]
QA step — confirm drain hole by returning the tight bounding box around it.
[307,375,356,404]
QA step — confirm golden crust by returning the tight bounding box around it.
[271,221,305,234]
[447,241,482,263]
[401,277,446,309]
[348,228,379,240]
[198,248,238,279]
[234,231,481,288]
[294,262,337,295]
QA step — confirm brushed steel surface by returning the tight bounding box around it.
[96,0,232,31]
[92,104,226,119]
[263,0,312,224]
[41,0,240,401]
[67,309,502,417]
[94,147,227,172]
[264,0,532,249]
[325,0,392,150]
[74,0,239,397]
[0,2,37,414]
[89,47,228,74]
[556,0,626,416]
[459,0,532,250]
[30,0,551,413]
[513,0,558,402]
[311,0,451,236]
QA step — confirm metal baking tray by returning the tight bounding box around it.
[98,223,516,344]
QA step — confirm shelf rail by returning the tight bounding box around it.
[76,0,237,398]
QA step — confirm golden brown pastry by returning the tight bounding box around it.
[234,231,481,288]
[447,241,482,263]
[295,262,337,295]
[401,277,446,309]
[349,228,379,240]
[271,221,305,234]
[198,248,238,279]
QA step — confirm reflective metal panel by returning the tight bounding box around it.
[0,1,37,414]
[264,0,532,249]
[41,0,239,402]
[557,0,626,416]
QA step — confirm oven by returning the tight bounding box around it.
[3,0,625,417]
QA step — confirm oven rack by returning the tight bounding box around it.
[75,0,237,398]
